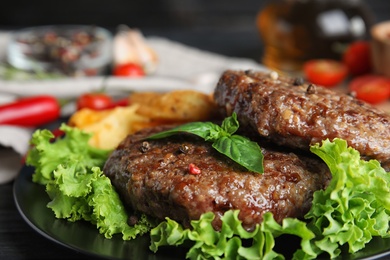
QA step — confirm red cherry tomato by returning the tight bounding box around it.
[303,59,348,87]
[76,93,113,110]
[348,74,390,104]
[113,63,145,77]
[343,41,372,76]
[109,97,129,108]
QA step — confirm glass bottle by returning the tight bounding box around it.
[256,0,374,73]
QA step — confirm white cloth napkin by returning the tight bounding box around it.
[0,126,33,184]
[0,31,267,184]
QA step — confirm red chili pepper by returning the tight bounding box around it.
[189,163,201,175]
[0,95,61,127]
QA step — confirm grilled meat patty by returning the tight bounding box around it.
[214,70,390,170]
[103,125,330,231]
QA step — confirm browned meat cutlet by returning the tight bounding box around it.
[103,125,330,232]
[213,69,390,170]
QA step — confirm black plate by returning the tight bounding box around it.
[13,165,188,259]
[13,165,390,260]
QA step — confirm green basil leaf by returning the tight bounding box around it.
[147,113,264,174]
[213,135,264,174]
[221,112,239,135]
[148,121,221,141]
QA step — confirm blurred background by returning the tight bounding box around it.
[0,0,389,63]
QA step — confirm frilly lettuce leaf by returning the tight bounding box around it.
[27,123,110,185]
[150,210,315,260]
[304,138,390,258]
[26,124,155,240]
[150,138,390,259]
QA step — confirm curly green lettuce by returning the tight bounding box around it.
[27,123,110,185]
[150,210,316,260]
[26,123,155,240]
[304,138,390,258]
[150,138,390,259]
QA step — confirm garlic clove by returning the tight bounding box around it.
[113,26,158,75]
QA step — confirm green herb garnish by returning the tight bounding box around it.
[148,112,264,174]
[0,62,64,80]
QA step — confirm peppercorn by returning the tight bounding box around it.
[306,84,317,94]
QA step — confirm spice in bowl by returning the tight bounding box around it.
[7,25,112,77]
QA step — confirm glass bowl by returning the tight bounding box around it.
[7,25,113,77]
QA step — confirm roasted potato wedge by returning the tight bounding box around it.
[129,90,217,122]
[68,105,150,149]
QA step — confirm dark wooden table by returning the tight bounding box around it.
[1,178,97,259]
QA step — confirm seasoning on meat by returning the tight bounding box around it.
[188,163,201,175]
[103,125,330,232]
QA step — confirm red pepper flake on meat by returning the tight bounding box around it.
[188,163,201,175]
